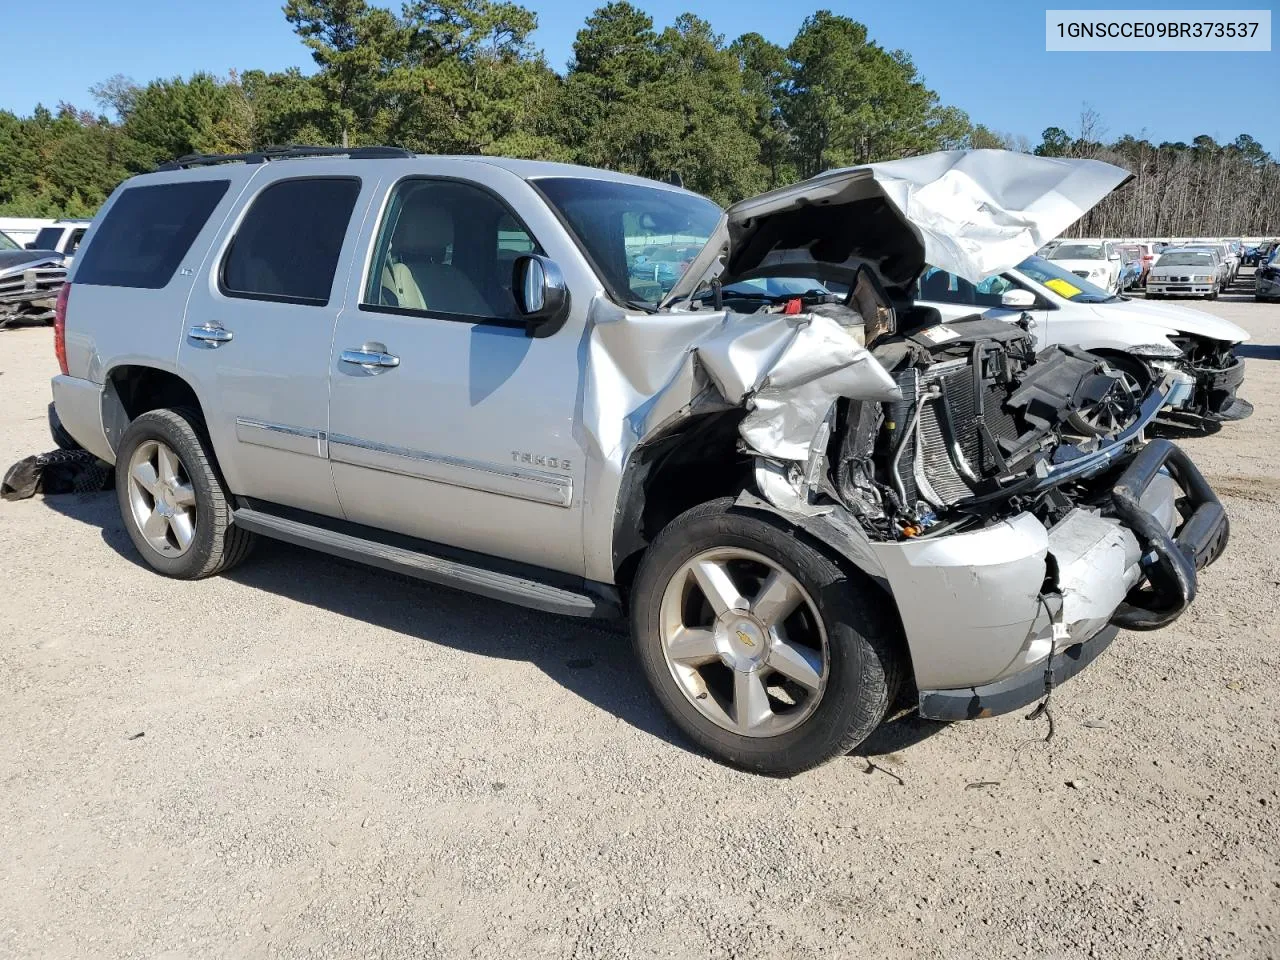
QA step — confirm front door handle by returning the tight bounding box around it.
[189,323,233,345]
[340,346,400,369]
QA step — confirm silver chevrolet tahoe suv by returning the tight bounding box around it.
[51,145,1229,775]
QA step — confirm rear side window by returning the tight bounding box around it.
[33,227,62,250]
[221,178,360,306]
[74,180,230,288]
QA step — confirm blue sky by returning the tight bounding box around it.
[2,0,1276,155]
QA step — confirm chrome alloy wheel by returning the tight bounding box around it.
[658,548,829,738]
[126,440,197,556]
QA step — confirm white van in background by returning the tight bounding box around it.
[28,220,93,263]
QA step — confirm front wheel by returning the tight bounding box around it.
[115,407,256,579]
[630,499,903,776]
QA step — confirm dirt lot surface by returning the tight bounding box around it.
[2,285,1278,960]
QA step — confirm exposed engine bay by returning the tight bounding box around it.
[722,269,1145,544]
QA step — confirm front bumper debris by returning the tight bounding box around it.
[0,263,65,324]
[1110,438,1228,630]
[919,626,1118,721]
[910,437,1227,717]
[1197,353,1250,421]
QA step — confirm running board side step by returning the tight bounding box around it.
[231,506,616,619]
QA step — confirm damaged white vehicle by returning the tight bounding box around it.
[53,147,1228,775]
[0,229,66,328]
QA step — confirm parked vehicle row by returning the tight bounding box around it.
[47,147,1241,775]
[1257,246,1280,302]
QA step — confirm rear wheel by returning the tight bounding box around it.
[115,408,255,579]
[631,498,903,776]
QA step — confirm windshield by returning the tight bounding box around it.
[1155,252,1214,267]
[1016,255,1118,303]
[534,177,722,309]
[1049,243,1105,261]
[722,277,834,298]
[0,230,18,251]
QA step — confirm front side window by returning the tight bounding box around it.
[221,177,361,306]
[363,179,540,322]
[534,177,721,309]
[75,180,231,289]
[917,267,1018,307]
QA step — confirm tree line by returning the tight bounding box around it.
[1,0,1277,236]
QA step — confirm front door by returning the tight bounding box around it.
[180,164,378,517]
[325,169,587,576]
[915,267,1050,344]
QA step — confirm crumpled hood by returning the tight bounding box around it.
[1098,298,1251,343]
[0,250,62,276]
[663,149,1131,306]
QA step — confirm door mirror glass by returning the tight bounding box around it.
[521,256,546,313]
[1000,288,1037,309]
[512,254,570,337]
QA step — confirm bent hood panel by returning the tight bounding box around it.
[662,150,1131,306]
[1099,298,1251,343]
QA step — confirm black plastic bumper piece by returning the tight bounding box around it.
[1198,354,1250,419]
[1110,439,1229,631]
[918,626,1119,721]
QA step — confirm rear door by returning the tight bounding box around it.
[180,163,380,517]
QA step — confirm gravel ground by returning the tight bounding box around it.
[1,284,1278,959]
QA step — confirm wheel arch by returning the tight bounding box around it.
[102,364,206,455]
[610,410,752,607]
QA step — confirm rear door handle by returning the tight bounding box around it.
[189,323,233,345]
[340,346,400,369]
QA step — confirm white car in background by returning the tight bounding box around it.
[1147,249,1223,299]
[1043,239,1123,293]
[915,255,1252,422]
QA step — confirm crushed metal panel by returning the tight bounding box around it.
[580,296,901,475]
[866,150,1132,283]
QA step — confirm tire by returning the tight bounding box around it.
[48,403,81,451]
[114,407,256,579]
[630,498,903,776]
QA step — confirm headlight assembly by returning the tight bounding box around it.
[1127,343,1186,359]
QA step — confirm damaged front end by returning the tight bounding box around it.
[594,150,1229,723]
[0,252,67,327]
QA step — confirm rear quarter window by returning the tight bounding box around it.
[74,180,230,289]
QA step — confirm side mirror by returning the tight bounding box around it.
[512,254,570,338]
[24,242,35,250]
[1108,252,1121,261]
[1000,288,1037,309]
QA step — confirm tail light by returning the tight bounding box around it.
[54,282,70,375]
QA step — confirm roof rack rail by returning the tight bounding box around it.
[156,144,414,171]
